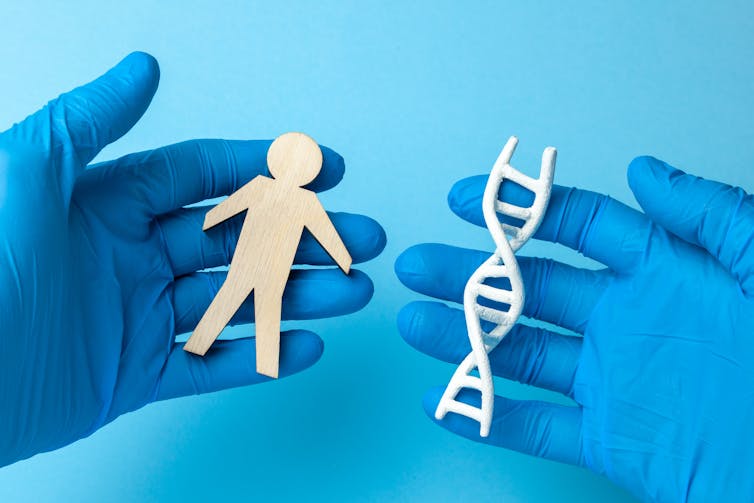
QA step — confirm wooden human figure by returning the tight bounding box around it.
[183,132,352,378]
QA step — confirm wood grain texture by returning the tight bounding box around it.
[183,132,352,378]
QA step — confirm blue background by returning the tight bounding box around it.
[1,1,753,501]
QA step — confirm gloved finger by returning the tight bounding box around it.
[155,330,323,400]
[423,387,584,466]
[395,243,609,333]
[628,155,754,295]
[399,301,581,397]
[159,207,386,277]
[89,139,344,216]
[6,52,159,187]
[171,268,374,334]
[448,178,651,272]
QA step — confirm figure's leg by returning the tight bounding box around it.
[254,287,284,378]
[184,279,252,356]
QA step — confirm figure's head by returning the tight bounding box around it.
[267,132,323,187]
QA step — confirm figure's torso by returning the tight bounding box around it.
[230,177,316,289]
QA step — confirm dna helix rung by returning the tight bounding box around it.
[435,136,556,437]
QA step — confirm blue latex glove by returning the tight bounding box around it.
[0,52,386,467]
[396,156,754,502]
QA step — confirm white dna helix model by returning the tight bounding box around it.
[435,136,556,437]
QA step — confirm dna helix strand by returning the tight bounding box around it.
[434,136,556,437]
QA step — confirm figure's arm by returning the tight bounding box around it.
[203,178,262,230]
[305,196,352,274]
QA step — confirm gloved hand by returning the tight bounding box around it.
[396,156,754,502]
[0,52,386,467]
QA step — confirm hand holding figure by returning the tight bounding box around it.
[0,52,385,467]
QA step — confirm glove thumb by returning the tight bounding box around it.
[3,52,159,198]
[627,155,754,295]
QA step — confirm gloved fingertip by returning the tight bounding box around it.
[626,155,653,186]
[349,269,375,308]
[280,268,373,319]
[394,245,423,281]
[447,177,483,222]
[626,156,659,204]
[353,216,387,261]
[99,52,160,104]
[308,145,345,191]
[278,330,324,377]
[446,179,465,214]
[627,155,676,189]
[422,386,445,417]
[119,51,160,81]
[372,221,388,256]
[396,302,419,340]
[627,156,688,216]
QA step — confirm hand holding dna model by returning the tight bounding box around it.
[434,136,556,437]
